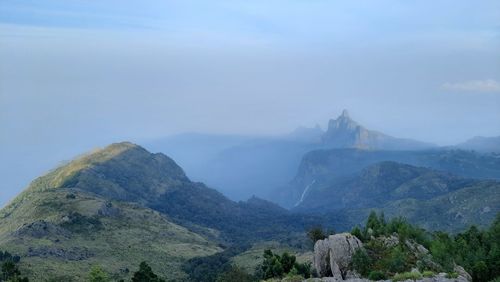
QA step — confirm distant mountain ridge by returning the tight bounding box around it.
[457,135,500,153]
[276,148,500,208]
[321,110,435,150]
[145,110,435,201]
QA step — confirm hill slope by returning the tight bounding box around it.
[286,160,500,232]
[0,142,319,280]
[0,188,220,281]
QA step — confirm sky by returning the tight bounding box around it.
[1,0,500,206]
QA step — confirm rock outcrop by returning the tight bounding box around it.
[313,233,363,279]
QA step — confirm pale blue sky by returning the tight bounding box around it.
[1,0,500,205]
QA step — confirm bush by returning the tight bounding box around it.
[352,249,372,276]
[392,272,422,281]
[422,271,434,277]
[385,246,408,273]
[259,250,310,280]
[88,265,110,282]
[445,272,459,279]
[368,270,386,280]
[132,262,165,282]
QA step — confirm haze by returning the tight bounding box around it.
[1,0,499,206]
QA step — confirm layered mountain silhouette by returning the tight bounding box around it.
[146,110,434,201]
[274,148,500,232]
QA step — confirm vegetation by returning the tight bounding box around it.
[131,262,165,282]
[182,245,250,282]
[215,266,255,282]
[257,250,311,280]
[429,213,500,282]
[306,226,335,245]
[349,211,500,282]
[0,251,28,282]
[392,271,422,281]
[88,265,110,282]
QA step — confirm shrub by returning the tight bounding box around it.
[368,270,386,280]
[445,272,459,279]
[422,271,434,278]
[132,262,165,282]
[88,265,110,282]
[392,271,422,281]
[352,249,372,276]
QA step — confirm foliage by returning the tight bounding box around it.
[215,266,255,282]
[307,226,335,245]
[422,271,434,278]
[182,244,250,282]
[258,250,311,280]
[351,211,500,282]
[392,271,422,281]
[352,249,372,276]
[430,213,500,282]
[132,262,165,282]
[88,265,110,282]
[367,270,386,280]
[0,251,28,282]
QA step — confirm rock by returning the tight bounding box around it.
[13,220,71,239]
[27,246,93,260]
[345,270,361,279]
[314,239,332,277]
[405,239,429,256]
[379,233,399,248]
[313,233,363,279]
[454,265,472,282]
[97,201,120,217]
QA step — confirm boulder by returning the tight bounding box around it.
[313,233,363,279]
[454,265,472,282]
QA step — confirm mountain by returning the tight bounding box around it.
[145,110,434,202]
[321,110,434,150]
[0,183,220,281]
[293,161,488,212]
[280,156,500,232]
[456,135,500,153]
[0,142,317,281]
[275,148,500,208]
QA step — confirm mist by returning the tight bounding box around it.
[1,0,500,206]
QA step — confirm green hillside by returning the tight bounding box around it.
[0,188,220,281]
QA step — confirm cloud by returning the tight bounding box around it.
[442,79,500,92]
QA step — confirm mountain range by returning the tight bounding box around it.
[145,110,436,201]
[2,110,499,281]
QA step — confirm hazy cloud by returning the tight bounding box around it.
[442,79,500,92]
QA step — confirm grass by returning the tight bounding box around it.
[422,270,434,277]
[0,189,221,281]
[392,271,423,281]
[231,241,312,275]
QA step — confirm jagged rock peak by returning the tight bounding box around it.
[340,109,350,118]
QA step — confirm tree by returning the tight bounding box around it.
[352,249,372,276]
[88,265,110,282]
[132,262,165,282]
[307,227,327,244]
[2,261,20,281]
